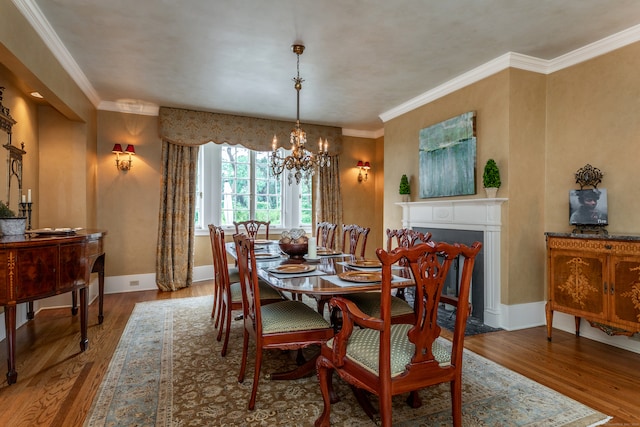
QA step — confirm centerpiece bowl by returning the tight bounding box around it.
[279,241,308,259]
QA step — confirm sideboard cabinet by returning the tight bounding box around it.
[545,233,640,340]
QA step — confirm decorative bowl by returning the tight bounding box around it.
[279,241,308,259]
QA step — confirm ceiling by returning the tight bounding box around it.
[17,0,640,134]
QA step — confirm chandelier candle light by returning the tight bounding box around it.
[270,44,330,185]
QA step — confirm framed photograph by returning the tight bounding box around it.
[569,188,608,226]
[419,111,476,198]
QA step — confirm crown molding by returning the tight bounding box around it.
[380,24,640,123]
[548,23,640,73]
[12,0,101,107]
[342,128,384,139]
[99,100,160,116]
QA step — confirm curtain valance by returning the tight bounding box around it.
[158,106,343,155]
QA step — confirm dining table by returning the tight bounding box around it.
[225,239,416,311]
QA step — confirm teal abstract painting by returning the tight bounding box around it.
[419,111,476,198]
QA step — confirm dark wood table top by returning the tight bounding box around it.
[226,240,414,296]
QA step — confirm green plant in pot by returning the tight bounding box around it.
[399,174,411,201]
[482,159,501,198]
[0,201,26,236]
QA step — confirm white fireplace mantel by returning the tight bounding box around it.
[397,198,507,328]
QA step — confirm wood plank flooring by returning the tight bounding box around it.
[0,281,638,426]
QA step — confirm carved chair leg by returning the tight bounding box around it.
[220,303,232,357]
[379,393,393,427]
[216,300,226,342]
[450,378,463,427]
[238,329,249,383]
[248,348,263,410]
[406,390,422,408]
[315,356,334,427]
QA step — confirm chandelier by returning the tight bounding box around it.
[270,44,330,185]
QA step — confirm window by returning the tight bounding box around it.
[195,142,312,234]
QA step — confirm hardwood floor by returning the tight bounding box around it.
[0,281,639,426]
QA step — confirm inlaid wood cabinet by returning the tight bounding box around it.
[545,233,640,340]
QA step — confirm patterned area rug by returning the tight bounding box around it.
[85,296,611,426]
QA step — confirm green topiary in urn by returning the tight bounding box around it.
[482,159,501,198]
[399,174,411,201]
[0,201,26,236]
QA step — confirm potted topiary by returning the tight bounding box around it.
[482,159,501,198]
[0,201,26,236]
[399,174,411,202]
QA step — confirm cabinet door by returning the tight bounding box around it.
[549,249,606,320]
[59,243,86,291]
[15,247,58,300]
[610,256,640,331]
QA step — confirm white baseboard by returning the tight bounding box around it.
[496,300,640,354]
[550,311,640,354]
[498,301,547,331]
[104,264,214,294]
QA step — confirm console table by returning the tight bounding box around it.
[545,232,640,340]
[0,229,106,384]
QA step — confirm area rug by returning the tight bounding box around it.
[84,296,611,427]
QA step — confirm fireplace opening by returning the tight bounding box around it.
[414,227,485,321]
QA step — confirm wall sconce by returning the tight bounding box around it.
[112,144,136,171]
[357,161,370,182]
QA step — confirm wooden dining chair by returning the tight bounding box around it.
[386,228,431,254]
[233,233,335,410]
[233,220,270,239]
[209,225,283,357]
[316,221,338,249]
[341,228,433,324]
[315,241,482,427]
[385,228,432,301]
[341,224,370,258]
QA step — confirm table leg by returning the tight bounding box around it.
[4,304,17,384]
[71,291,78,315]
[79,286,89,352]
[94,254,105,324]
[27,301,35,319]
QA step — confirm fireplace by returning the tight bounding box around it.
[398,198,506,328]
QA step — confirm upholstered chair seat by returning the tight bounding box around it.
[343,292,414,319]
[261,300,330,334]
[327,324,451,377]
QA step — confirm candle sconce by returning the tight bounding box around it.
[19,202,32,230]
[112,144,136,172]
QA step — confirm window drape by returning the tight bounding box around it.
[156,106,343,291]
[316,158,343,249]
[156,140,199,291]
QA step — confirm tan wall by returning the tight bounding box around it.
[546,42,640,235]
[0,65,39,213]
[506,69,547,304]
[339,135,379,258]
[96,110,162,277]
